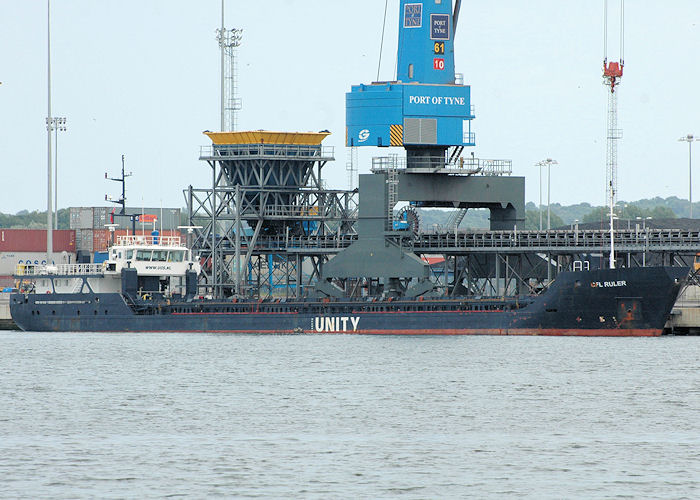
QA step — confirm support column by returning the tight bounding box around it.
[212,162,218,297]
[235,184,242,295]
[296,254,302,299]
[495,253,501,297]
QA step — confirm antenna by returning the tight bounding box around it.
[105,155,132,215]
[105,155,138,234]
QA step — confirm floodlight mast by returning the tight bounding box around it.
[678,134,699,218]
[217,0,243,132]
[535,159,558,231]
[50,116,66,229]
[46,0,53,266]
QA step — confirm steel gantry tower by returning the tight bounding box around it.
[186,131,357,299]
[182,0,697,304]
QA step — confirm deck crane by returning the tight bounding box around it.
[603,0,624,269]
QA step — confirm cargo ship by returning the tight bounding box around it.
[10,1,690,335]
[9,234,688,335]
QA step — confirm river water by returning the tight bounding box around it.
[1,331,699,499]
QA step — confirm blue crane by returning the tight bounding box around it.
[346,0,473,165]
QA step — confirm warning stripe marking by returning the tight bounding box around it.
[390,124,403,146]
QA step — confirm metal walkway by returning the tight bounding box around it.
[248,228,700,256]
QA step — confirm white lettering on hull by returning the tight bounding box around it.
[590,280,627,288]
[312,316,361,333]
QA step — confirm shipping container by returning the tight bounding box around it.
[0,228,185,264]
[0,251,76,274]
[93,252,109,264]
[69,207,94,229]
[68,206,182,230]
[0,229,76,253]
[109,207,182,230]
[92,229,110,252]
[75,229,94,252]
[92,207,110,230]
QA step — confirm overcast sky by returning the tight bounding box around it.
[1,0,698,214]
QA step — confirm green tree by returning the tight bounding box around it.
[650,206,676,219]
[523,210,564,230]
[0,208,71,229]
[582,206,607,224]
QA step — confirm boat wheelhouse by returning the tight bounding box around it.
[14,235,200,298]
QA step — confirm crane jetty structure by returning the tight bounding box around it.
[185,0,696,304]
[9,1,699,334]
[188,0,525,300]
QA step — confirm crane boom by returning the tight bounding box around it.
[453,0,462,36]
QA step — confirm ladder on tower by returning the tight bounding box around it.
[346,147,358,190]
[387,167,398,230]
[446,208,468,231]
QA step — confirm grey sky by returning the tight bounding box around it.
[1,1,698,214]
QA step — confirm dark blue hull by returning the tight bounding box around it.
[10,267,688,336]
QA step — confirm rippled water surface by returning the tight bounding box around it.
[1,331,699,499]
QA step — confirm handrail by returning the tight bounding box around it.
[115,235,183,247]
[200,144,335,160]
[371,155,512,175]
[243,228,700,253]
[15,263,105,276]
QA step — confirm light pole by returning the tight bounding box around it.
[46,0,53,266]
[217,0,243,132]
[535,161,543,230]
[48,116,66,229]
[536,159,558,231]
[679,134,699,218]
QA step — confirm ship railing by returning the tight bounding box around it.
[242,228,700,255]
[415,228,700,250]
[115,235,183,247]
[15,263,105,276]
[199,144,335,161]
[371,155,512,175]
[258,203,357,220]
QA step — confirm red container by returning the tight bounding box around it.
[93,229,110,253]
[0,229,76,253]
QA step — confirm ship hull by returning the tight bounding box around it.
[10,267,688,336]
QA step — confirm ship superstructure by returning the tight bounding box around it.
[15,234,200,298]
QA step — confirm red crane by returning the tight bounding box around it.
[603,0,624,269]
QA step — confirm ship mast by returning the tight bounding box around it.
[603,0,624,269]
